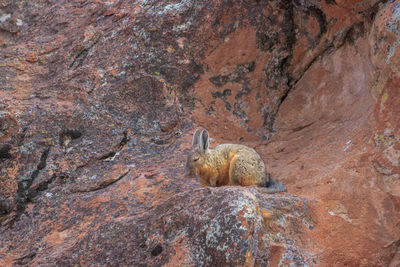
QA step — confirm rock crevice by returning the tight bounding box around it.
[0,0,399,266]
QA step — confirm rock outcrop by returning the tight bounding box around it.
[1,0,399,266]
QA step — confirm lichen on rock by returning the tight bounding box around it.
[0,0,399,266]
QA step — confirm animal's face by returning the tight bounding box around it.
[186,148,206,177]
[186,129,209,177]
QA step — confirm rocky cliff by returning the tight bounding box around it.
[1,0,399,266]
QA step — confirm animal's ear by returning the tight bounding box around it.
[192,129,201,148]
[201,130,209,152]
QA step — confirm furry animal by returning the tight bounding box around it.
[186,129,286,193]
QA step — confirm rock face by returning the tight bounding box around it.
[0,0,399,266]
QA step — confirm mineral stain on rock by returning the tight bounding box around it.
[0,0,400,266]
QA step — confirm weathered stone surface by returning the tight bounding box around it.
[0,0,399,266]
[35,188,312,266]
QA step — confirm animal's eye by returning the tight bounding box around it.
[193,158,199,162]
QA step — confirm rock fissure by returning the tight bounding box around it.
[0,0,399,266]
[4,145,52,226]
[73,168,131,193]
[16,146,51,206]
[98,131,129,160]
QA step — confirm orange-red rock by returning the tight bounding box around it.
[0,0,399,266]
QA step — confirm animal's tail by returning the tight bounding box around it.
[262,174,287,193]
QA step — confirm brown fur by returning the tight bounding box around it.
[186,130,267,187]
